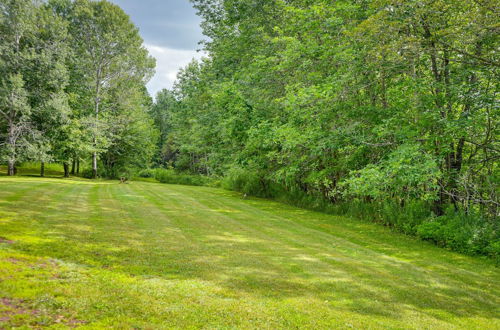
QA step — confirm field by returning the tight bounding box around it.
[0,172,499,328]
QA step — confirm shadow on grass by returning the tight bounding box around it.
[0,178,498,324]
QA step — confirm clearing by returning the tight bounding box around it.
[0,176,498,328]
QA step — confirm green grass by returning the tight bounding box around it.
[0,173,498,328]
[0,162,72,178]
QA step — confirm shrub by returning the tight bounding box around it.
[417,212,499,258]
[153,168,212,186]
[222,167,279,198]
[417,221,444,245]
[81,168,95,179]
[486,240,500,263]
[138,169,155,178]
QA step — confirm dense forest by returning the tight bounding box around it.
[150,0,499,257]
[0,0,157,179]
[1,0,498,257]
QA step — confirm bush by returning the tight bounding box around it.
[417,221,444,244]
[153,168,212,186]
[417,212,499,258]
[80,168,95,179]
[138,169,155,178]
[222,167,279,198]
[486,240,500,263]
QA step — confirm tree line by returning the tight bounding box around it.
[1,0,498,256]
[0,0,157,178]
[150,0,498,255]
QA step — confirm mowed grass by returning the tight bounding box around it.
[0,175,498,328]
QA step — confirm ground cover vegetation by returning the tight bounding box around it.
[0,175,499,328]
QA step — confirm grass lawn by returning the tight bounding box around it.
[0,173,498,328]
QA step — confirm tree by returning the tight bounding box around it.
[68,0,154,178]
[150,89,178,166]
[0,0,69,176]
[100,82,159,178]
[165,0,499,218]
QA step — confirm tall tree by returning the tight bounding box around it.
[168,0,499,217]
[68,0,154,178]
[150,89,179,166]
[0,0,69,175]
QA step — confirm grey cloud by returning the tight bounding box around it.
[108,0,205,95]
[109,0,203,50]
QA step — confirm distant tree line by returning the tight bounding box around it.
[0,0,157,178]
[149,0,498,255]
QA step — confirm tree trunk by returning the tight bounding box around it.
[63,162,70,178]
[92,152,97,179]
[7,123,16,176]
[76,159,80,174]
[40,162,45,177]
[71,159,76,175]
[7,160,15,176]
[433,179,446,216]
[92,70,101,180]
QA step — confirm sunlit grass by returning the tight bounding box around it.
[0,175,498,328]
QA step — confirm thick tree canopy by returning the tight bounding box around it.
[0,0,69,175]
[0,0,157,178]
[149,0,499,256]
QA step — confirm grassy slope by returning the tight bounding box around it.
[0,175,498,328]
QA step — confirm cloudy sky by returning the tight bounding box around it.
[109,0,205,97]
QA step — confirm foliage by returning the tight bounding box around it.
[144,0,500,257]
[0,0,69,175]
[67,0,156,178]
[0,0,158,179]
[342,144,442,201]
[137,168,155,178]
[417,212,499,256]
[222,167,277,198]
[138,168,213,186]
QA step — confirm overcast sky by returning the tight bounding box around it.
[109,0,205,97]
